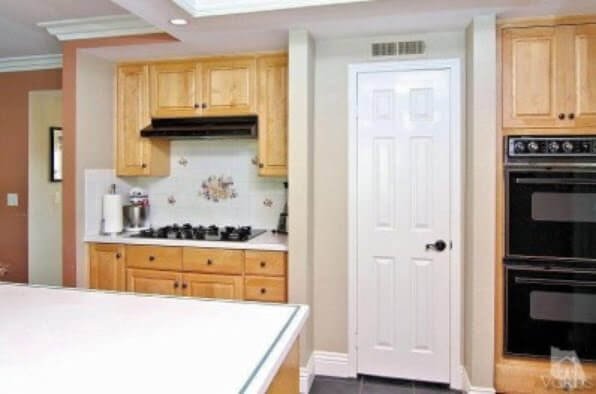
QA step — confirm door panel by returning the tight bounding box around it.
[149,62,201,118]
[202,58,256,115]
[183,273,242,300]
[356,68,451,383]
[574,24,596,127]
[89,243,125,291]
[502,27,570,128]
[126,268,181,296]
[116,65,150,175]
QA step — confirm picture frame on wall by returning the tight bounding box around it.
[50,126,62,182]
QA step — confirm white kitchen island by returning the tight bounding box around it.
[0,283,308,394]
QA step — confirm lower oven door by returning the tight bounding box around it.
[506,264,596,361]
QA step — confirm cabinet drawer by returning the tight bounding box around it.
[183,248,243,274]
[126,245,182,271]
[245,251,286,276]
[183,273,243,300]
[244,276,286,303]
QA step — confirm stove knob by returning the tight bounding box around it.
[527,141,540,153]
[513,141,526,153]
[562,141,574,153]
[548,141,560,153]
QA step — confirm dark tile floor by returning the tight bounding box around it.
[310,375,461,394]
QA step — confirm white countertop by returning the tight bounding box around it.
[84,230,288,251]
[0,283,308,394]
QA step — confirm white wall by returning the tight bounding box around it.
[28,90,63,286]
[288,29,316,366]
[313,31,466,354]
[464,15,496,389]
[76,51,115,287]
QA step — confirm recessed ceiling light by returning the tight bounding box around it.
[172,0,373,18]
[169,18,189,25]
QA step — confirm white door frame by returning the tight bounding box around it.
[347,58,463,390]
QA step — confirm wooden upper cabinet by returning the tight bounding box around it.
[116,65,170,177]
[502,24,596,129]
[573,24,596,128]
[182,273,243,300]
[502,27,566,128]
[126,268,182,296]
[201,57,257,115]
[89,243,125,291]
[150,62,202,118]
[257,55,288,177]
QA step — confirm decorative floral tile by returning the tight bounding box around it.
[178,157,189,167]
[263,198,273,208]
[167,195,177,205]
[200,175,238,203]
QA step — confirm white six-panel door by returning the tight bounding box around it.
[356,68,451,383]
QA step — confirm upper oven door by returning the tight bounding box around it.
[507,169,596,261]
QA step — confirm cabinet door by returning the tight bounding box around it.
[89,243,125,291]
[150,62,202,118]
[573,24,596,128]
[182,273,243,300]
[257,55,288,176]
[202,58,257,115]
[502,27,572,128]
[116,65,152,176]
[126,268,182,296]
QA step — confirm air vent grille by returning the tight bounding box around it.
[371,40,426,57]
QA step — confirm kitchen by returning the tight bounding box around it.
[1,1,596,393]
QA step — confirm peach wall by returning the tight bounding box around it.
[0,69,62,283]
[62,33,175,286]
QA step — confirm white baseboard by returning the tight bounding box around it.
[462,367,496,394]
[300,353,315,394]
[314,351,351,378]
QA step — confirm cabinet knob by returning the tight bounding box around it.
[115,253,121,259]
[259,163,264,169]
[260,288,267,295]
[569,113,575,120]
[558,113,566,120]
[182,283,188,289]
[207,259,213,265]
[141,163,147,169]
[194,103,200,109]
[260,261,267,268]
[201,103,207,109]
[149,256,155,262]
[174,281,179,289]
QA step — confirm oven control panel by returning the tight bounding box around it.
[508,136,596,157]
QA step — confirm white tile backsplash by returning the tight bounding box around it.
[84,140,286,235]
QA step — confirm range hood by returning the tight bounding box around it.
[140,115,258,139]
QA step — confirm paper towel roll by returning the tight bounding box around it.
[102,194,123,234]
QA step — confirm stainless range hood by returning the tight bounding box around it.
[140,115,258,139]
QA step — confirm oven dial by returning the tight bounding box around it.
[527,141,540,153]
[548,141,560,153]
[513,141,526,153]
[562,141,574,153]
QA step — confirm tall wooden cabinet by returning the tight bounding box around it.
[89,243,125,291]
[257,55,288,176]
[116,65,170,176]
[502,23,596,129]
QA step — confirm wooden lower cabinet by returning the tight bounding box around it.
[126,268,182,296]
[245,276,286,303]
[89,243,125,291]
[183,273,243,300]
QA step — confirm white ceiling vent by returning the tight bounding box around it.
[371,40,426,57]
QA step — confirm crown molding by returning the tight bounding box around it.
[38,14,162,41]
[0,54,62,73]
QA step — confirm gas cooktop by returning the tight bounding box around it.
[131,224,266,242]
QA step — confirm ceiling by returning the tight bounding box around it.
[0,0,125,57]
[3,0,596,59]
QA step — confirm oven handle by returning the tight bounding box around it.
[515,277,596,287]
[515,178,596,186]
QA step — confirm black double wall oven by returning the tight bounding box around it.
[505,136,596,361]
